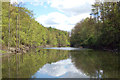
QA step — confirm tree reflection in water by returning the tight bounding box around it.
[2,48,120,78]
[2,49,69,78]
[71,50,120,78]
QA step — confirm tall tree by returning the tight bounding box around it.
[8,2,10,52]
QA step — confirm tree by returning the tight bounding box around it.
[2,2,70,52]
[71,1,120,51]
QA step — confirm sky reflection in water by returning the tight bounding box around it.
[32,59,89,78]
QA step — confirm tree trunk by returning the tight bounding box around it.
[18,5,20,50]
[16,15,18,52]
[8,2,10,52]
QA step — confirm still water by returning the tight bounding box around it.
[2,47,120,78]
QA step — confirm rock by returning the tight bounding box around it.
[9,47,16,52]
[23,50,26,53]
[8,45,30,54]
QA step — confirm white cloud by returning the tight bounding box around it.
[36,12,90,31]
[35,0,95,31]
[47,0,95,16]
[10,0,25,4]
[30,2,43,6]
[11,0,95,31]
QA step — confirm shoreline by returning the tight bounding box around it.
[1,45,70,54]
[1,45,119,56]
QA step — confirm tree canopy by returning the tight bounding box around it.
[71,2,120,51]
[2,2,70,49]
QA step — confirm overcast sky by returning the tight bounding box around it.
[11,0,95,31]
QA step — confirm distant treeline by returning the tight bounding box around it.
[71,2,120,51]
[2,2,70,48]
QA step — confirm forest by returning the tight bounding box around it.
[71,2,120,51]
[1,1,120,79]
[1,2,70,53]
[1,2,120,53]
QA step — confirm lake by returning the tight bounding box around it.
[2,47,120,78]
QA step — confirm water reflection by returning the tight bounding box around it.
[2,48,120,78]
[32,59,89,78]
[2,49,69,78]
[71,50,120,78]
[44,47,81,50]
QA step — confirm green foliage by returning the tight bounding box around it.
[2,2,70,48]
[71,2,120,50]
